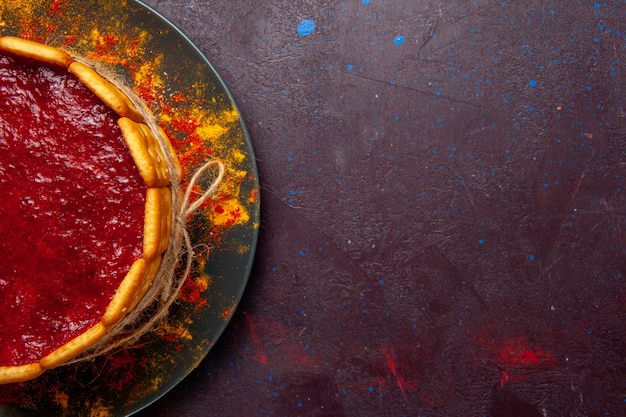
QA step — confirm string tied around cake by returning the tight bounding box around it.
[134,157,226,341]
[65,61,226,364]
[68,139,225,364]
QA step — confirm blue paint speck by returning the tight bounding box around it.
[362,0,371,4]
[297,19,316,36]
[594,3,601,9]
[529,255,535,261]
[529,79,538,88]
[478,239,485,245]
[394,35,405,45]
[347,64,354,70]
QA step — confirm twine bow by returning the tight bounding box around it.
[65,62,225,363]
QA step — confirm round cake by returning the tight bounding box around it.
[0,36,179,384]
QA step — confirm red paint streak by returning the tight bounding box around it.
[380,345,417,400]
[376,375,388,398]
[238,314,321,369]
[500,370,509,388]
[474,332,559,387]
[496,337,556,368]
[419,392,437,406]
[245,314,268,365]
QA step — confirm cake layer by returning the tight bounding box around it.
[0,36,176,383]
[0,51,147,366]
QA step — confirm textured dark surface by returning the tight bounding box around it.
[137,1,626,416]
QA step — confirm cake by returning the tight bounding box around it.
[0,36,179,384]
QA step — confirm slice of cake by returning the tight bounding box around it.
[0,36,179,384]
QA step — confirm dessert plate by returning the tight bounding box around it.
[0,0,259,416]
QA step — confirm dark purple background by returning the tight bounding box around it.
[138,1,626,416]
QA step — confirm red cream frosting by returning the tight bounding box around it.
[0,53,145,366]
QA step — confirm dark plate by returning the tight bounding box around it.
[0,0,259,415]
